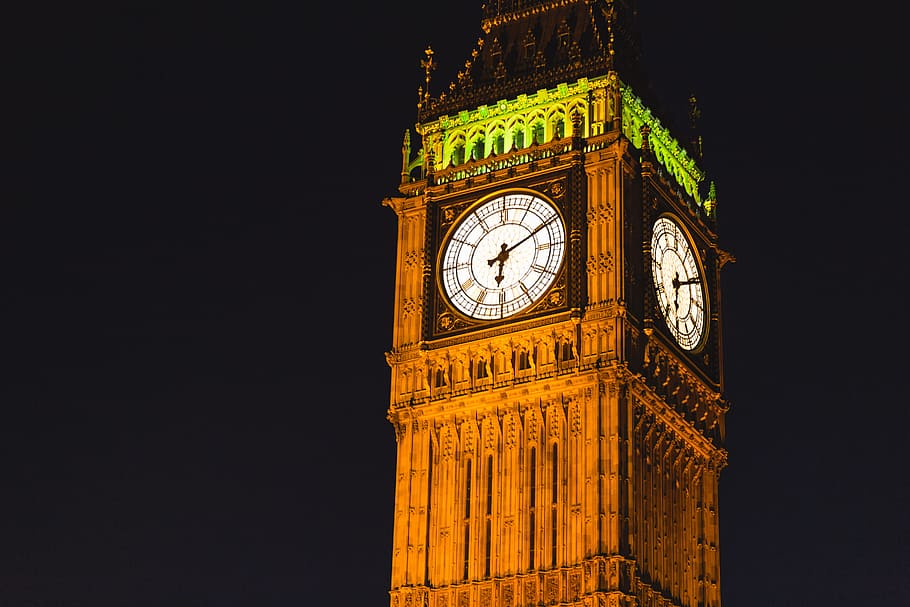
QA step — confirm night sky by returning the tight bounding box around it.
[6,2,908,606]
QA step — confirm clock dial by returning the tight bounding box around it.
[650,216,706,350]
[440,192,566,320]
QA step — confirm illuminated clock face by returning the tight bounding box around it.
[650,216,707,350]
[440,192,566,320]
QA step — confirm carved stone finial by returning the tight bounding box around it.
[420,47,436,105]
[688,92,704,162]
[401,129,411,184]
[640,124,653,172]
[571,111,584,148]
[425,145,436,185]
[603,0,616,64]
[640,124,651,152]
[704,180,718,219]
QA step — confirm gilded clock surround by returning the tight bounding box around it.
[433,178,576,336]
[649,214,708,352]
[382,3,732,607]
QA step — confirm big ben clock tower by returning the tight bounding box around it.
[382,2,732,607]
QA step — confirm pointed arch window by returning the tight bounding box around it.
[512,127,525,150]
[528,446,537,570]
[475,356,489,380]
[531,122,545,145]
[464,458,472,580]
[558,338,575,363]
[551,443,558,567]
[425,440,433,583]
[523,31,537,64]
[517,348,531,371]
[484,454,493,578]
[471,137,485,162]
[433,365,447,388]
[452,143,465,166]
[554,118,565,139]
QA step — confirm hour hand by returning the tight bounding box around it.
[671,272,699,291]
[488,243,509,267]
[487,243,509,285]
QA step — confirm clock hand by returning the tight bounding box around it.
[487,243,508,285]
[671,272,680,310]
[494,256,506,285]
[504,216,557,254]
[671,273,700,290]
[488,243,509,267]
[485,216,558,285]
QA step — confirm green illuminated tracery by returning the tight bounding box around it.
[412,76,707,211]
[620,87,704,203]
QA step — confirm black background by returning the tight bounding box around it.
[5,2,908,605]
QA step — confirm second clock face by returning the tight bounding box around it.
[650,216,707,350]
[440,192,566,320]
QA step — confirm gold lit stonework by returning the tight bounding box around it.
[383,3,731,607]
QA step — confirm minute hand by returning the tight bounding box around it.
[505,216,556,254]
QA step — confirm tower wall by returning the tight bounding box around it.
[384,5,729,604]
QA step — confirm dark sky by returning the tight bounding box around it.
[6,2,908,606]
